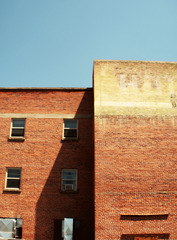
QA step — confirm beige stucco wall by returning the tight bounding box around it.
[93,60,177,116]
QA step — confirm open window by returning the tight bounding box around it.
[5,168,21,190]
[10,119,25,138]
[63,119,78,139]
[0,218,22,239]
[61,169,77,192]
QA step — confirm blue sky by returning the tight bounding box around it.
[0,0,177,88]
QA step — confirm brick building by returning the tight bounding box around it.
[94,60,177,240]
[0,60,177,240]
[0,88,94,240]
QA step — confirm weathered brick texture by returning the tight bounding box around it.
[0,89,94,240]
[95,116,177,240]
[94,60,177,240]
[1,60,177,240]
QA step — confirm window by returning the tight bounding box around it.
[6,168,21,189]
[0,218,22,239]
[61,169,77,192]
[63,119,78,139]
[10,119,25,138]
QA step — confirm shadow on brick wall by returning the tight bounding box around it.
[34,91,94,240]
[121,234,170,240]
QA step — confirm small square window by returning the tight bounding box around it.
[61,169,77,192]
[6,168,21,189]
[63,119,78,139]
[10,119,25,138]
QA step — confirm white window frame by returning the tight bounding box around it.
[10,119,25,138]
[5,168,21,190]
[63,119,78,139]
[61,169,77,192]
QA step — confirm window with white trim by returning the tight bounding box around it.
[0,218,23,239]
[10,119,25,138]
[63,119,78,139]
[61,169,77,192]
[6,168,21,189]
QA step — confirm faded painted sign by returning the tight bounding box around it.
[94,60,177,116]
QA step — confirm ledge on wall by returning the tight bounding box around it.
[120,214,169,220]
[3,188,22,194]
[121,234,170,240]
[8,137,25,142]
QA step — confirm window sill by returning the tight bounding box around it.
[61,137,79,142]
[3,188,21,193]
[4,239,24,240]
[60,190,78,194]
[8,137,25,142]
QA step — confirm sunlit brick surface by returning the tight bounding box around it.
[94,60,177,240]
[0,89,94,240]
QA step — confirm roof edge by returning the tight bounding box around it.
[94,59,177,64]
[0,87,93,91]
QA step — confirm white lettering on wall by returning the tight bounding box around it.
[116,72,174,89]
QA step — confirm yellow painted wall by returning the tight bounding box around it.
[93,60,177,116]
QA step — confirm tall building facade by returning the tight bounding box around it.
[0,88,94,240]
[94,60,177,240]
[0,60,177,240]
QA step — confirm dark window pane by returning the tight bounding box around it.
[8,169,21,178]
[63,180,76,185]
[11,129,24,137]
[16,218,23,228]
[64,119,77,128]
[16,227,22,238]
[63,171,76,179]
[64,129,77,138]
[7,179,20,188]
[12,120,25,128]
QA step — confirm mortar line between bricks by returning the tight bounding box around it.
[96,191,177,195]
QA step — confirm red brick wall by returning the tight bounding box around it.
[0,89,93,114]
[95,115,177,240]
[0,89,94,240]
